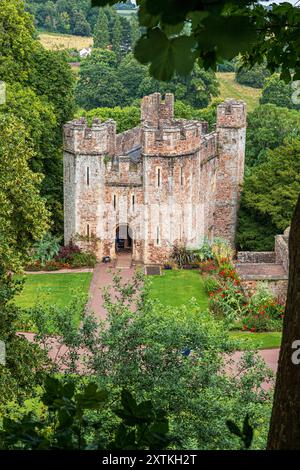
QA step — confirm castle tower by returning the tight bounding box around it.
[63,117,116,256]
[141,93,204,264]
[215,99,247,246]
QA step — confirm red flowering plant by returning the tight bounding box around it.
[208,278,247,327]
[198,259,218,274]
[218,261,241,285]
[241,283,285,332]
[242,300,284,332]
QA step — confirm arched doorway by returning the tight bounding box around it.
[115,224,133,254]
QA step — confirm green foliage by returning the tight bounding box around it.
[69,252,97,268]
[0,377,172,450]
[75,51,219,110]
[0,274,48,413]
[32,233,61,266]
[112,14,123,61]
[94,7,110,48]
[235,63,270,88]
[33,272,273,449]
[246,104,300,167]
[240,139,300,236]
[226,414,254,450]
[91,0,300,91]
[0,114,49,272]
[260,74,300,110]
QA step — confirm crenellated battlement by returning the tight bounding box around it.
[217,99,247,128]
[63,117,116,155]
[141,92,174,128]
[142,119,204,156]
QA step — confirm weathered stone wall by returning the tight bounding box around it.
[214,100,247,246]
[63,93,247,265]
[237,251,276,264]
[241,279,288,304]
[116,127,141,156]
[275,229,289,274]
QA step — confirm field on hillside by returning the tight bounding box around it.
[39,32,93,51]
[216,72,262,112]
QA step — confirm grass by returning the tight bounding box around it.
[14,273,93,309]
[216,72,262,112]
[39,32,93,51]
[149,269,209,310]
[229,331,282,350]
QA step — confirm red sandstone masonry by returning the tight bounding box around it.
[63,94,247,264]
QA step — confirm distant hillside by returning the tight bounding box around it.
[216,72,261,112]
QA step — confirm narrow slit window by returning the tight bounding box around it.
[113,195,117,210]
[157,168,161,187]
[132,194,135,211]
[156,226,160,245]
[180,167,184,186]
[87,167,90,186]
[87,224,90,239]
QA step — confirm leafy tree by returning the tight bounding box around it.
[94,7,110,48]
[260,74,300,110]
[0,273,48,415]
[112,13,122,60]
[0,377,172,450]
[73,9,91,36]
[0,0,35,83]
[235,63,270,88]
[237,139,300,250]
[0,115,49,272]
[130,14,140,49]
[33,272,272,450]
[75,49,126,109]
[246,104,300,167]
[80,105,140,132]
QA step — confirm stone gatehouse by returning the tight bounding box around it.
[63,93,247,264]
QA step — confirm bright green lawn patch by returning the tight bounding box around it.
[149,270,209,309]
[229,331,282,350]
[14,273,92,309]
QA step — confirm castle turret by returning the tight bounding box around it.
[214,99,247,245]
[63,118,116,254]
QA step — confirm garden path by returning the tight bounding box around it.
[87,261,135,320]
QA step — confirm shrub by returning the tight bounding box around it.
[211,238,234,266]
[55,241,81,262]
[32,233,62,266]
[198,259,218,274]
[192,240,213,262]
[208,280,247,326]
[242,284,284,332]
[69,252,97,268]
[242,301,284,332]
[170,244,195,268]
[203,275,221,295]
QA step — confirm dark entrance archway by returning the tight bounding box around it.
[115,224,133,254]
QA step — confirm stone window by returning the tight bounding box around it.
[113,194,117,210]
[86,224,90,239]
[156,226,160,246]
[180,167,184,186]
[132,194,135,211]
[156,167,161,187]
[86,166,90,186]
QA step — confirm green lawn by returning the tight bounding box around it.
[14,273,93,309]
[216,72,262,112]
[149,269,209,309]
[229,331,282,350]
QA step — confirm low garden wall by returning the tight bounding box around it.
[237,251,276,264]
[240,278,288,304]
